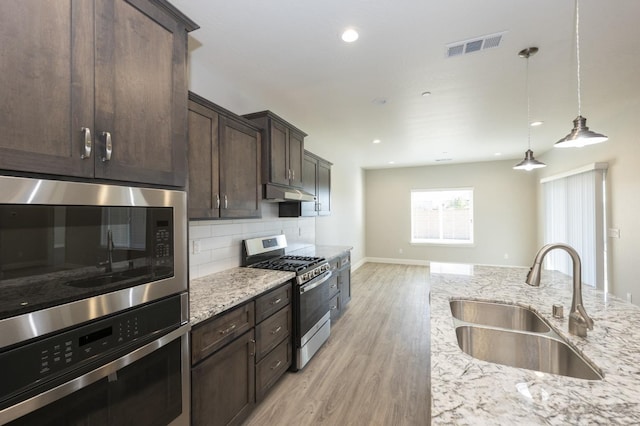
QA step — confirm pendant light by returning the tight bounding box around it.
[513,47,546,171]
[555,0,608,147]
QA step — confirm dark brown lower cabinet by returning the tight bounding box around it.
[191,330,256,426]
[191,282,292,425]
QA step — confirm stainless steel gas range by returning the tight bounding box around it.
[243,235,331,370]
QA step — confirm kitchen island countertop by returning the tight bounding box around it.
[189,267,294,326]
[431,262,640,424]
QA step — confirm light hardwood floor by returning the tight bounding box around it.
[244,263,431,426]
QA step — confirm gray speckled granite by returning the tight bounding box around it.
[287,245,352,260]
[189,267,294,325]
[430,263,640,425]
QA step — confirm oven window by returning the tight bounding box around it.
[0,205,174,320]
[298,279,330,341]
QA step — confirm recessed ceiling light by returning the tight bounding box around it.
[372,139,381,144]
[341,28,359,43]
[388,161,395,164]
[494,152,502,156]
[530,121,544,127]
[421,91,432,97]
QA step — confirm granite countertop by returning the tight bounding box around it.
[287,244,352,261]
[430,262,640,424]
[189,267,295,326]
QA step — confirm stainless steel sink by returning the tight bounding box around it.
[455,325,603,380]
[450,299,550,333]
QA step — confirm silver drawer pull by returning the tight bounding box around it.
[271,326,282,335]
[216,194,220,209]
[270,360,282,370]
[331,305,337,310]
[219,323,237,335]
[271,298,282,305]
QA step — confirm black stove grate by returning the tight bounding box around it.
[250,255,325,273]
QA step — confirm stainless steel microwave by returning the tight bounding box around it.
[0,176,188,349]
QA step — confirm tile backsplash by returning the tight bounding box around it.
[189,203,315,279]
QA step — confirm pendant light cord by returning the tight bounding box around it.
[576,0,582,116]
[526,53,531,150]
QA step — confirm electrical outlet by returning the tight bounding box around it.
[504,253,509,260]
[399,248,403,254]
[193,240,201,254]
[627,293,633,303]
[608,228,621,239]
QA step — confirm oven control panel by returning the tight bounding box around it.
[297,263,331,285]
[0,295,182,409]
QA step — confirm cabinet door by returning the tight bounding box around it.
[93,0,188,186]
[317,159,331,215]
[269,120,289,186]
[301,155,319,217]
[192,330,256,426]
[0,0,94,178]
[220,117,261,218]
[188,100,220,219]
[339,266,351,308]
[288,130,305,188]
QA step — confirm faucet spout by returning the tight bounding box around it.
[525,243,594,337]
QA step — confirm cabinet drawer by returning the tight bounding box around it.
[255,304,291,361]
[255,338,291,402]
[255,283,291,323]
[191,302,255,365]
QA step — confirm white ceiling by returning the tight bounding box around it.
[171,0,640,169]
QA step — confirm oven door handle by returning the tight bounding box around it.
[299,270,332,294]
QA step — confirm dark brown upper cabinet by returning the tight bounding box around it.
[279,150,332,217]
[188,92,261,219]
[243,111,307,192]
[0,0,197,187]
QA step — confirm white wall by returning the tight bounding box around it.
[536,106,640,303]
[365,160,538,267]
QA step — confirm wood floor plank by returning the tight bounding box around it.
[243,263,431,425]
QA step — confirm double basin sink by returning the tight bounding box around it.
[450,299,603,380]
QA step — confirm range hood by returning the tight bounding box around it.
[264,183,315,202]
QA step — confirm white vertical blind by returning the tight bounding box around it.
[542,164,607,288]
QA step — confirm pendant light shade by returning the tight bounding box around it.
[513,47,546,171]
[555,115,608,147]
[556,0,608,148]
[513,149,547,171]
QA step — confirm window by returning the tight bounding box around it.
[411,188,474,245]
[541,163,607,289]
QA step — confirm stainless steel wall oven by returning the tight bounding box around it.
[0,176,189,425]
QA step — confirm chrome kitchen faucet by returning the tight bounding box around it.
[525,243,594,337]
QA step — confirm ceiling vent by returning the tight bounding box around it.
[446,31,506,58]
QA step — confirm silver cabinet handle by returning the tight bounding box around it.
[287,169,291,180]
[216,194,220,209]
[270,360,282,370]
[224,195,228,209]
[270,326,282,335]
[292,169,295,180]
[80,127,92,159]
[101,131,112,162]
[219,323,237,335]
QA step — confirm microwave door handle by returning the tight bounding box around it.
[299,271,332,294]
